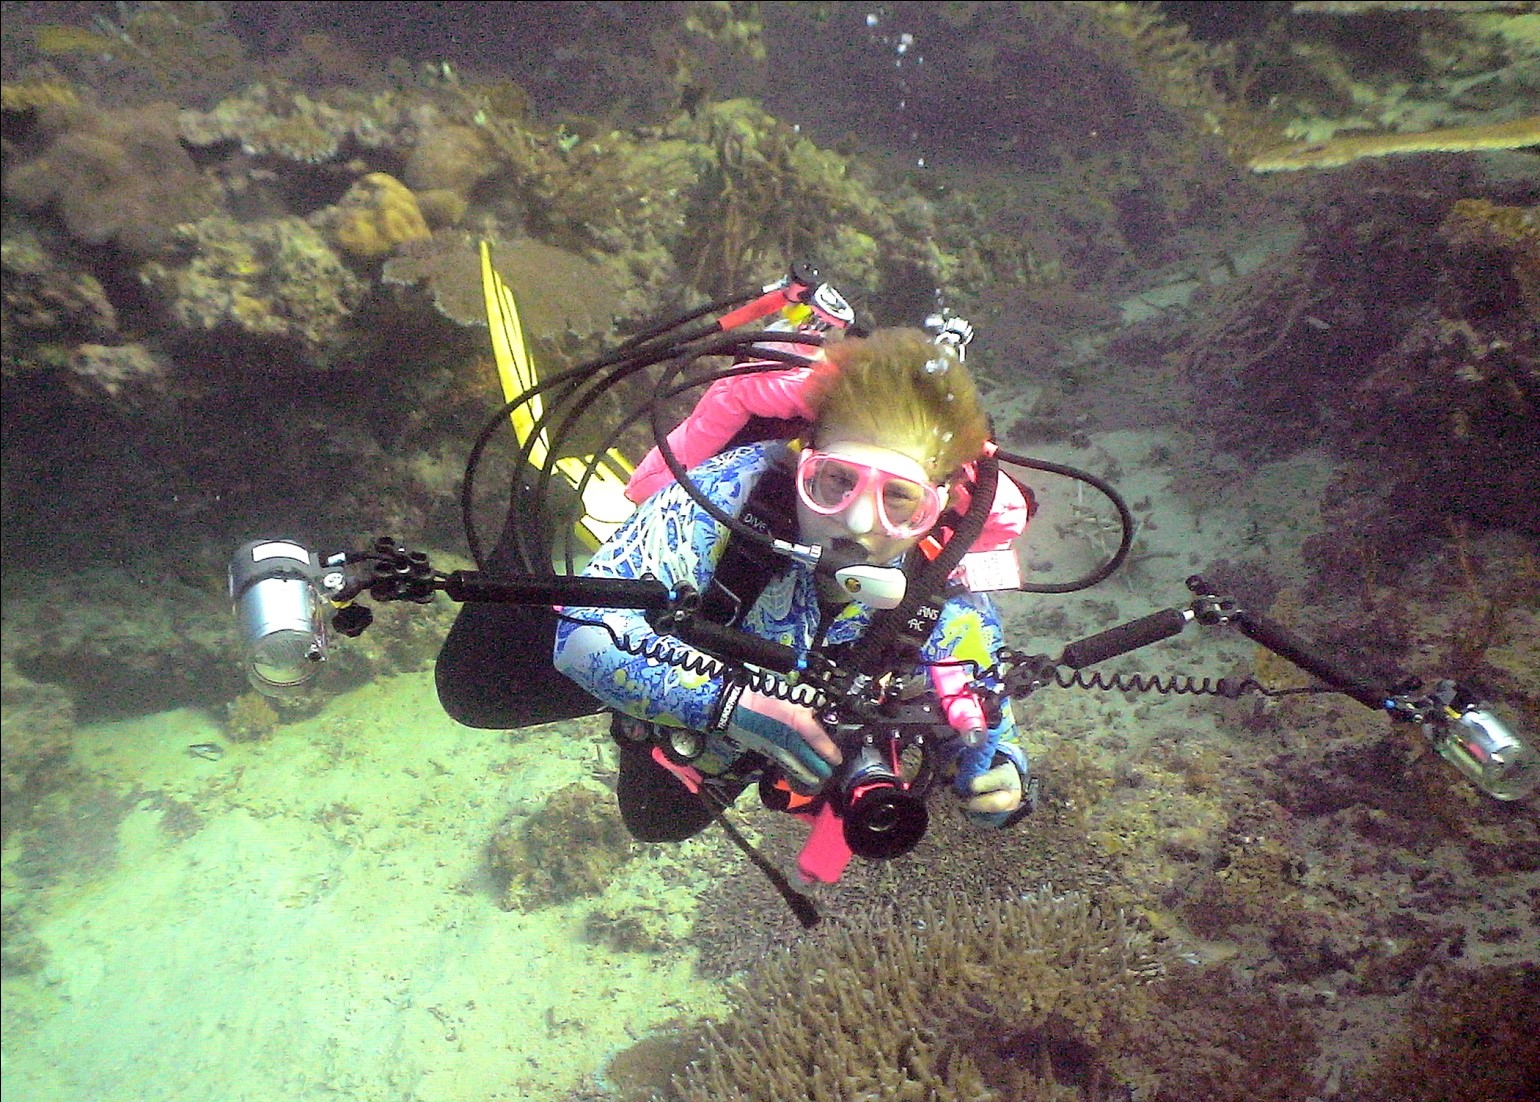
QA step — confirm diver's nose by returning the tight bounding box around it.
[842,494,877,536]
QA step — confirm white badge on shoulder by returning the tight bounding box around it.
[954,548,1022,592]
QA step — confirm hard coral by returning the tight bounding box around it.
[676,889,1164,1101]
[3,102,217,256]
[1,222,119,344]
[178,83,408,164]
[383,232,626,337]
[139,214,365,359]
[404,118,496,196]
[325,172,432,259]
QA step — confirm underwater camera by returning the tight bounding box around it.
[1421,680,1538,802]
[833,742,930,860]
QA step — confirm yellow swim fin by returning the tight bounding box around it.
[479,240,634,547]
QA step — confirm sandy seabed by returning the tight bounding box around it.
[1,677,730,1102]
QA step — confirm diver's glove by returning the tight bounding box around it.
[951,724,1033,828]
[926,313,975,361]
[709,683,842,793]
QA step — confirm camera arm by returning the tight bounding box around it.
[999,575,1537,801]
[316,537,812,679]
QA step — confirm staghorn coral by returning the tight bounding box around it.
[3,101,218,256]
[675,889,1164,1102]
[139,213,365,358]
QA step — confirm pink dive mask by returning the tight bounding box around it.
[795,448,945,539]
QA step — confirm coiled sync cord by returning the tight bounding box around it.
[554,609,825,708]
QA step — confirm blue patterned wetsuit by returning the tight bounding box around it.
[552,441,1022,793]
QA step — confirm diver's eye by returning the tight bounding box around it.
[810,463,861,506]
[882,480,925,522]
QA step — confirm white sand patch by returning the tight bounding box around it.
[3,676,727,1102]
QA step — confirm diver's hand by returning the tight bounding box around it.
[957,741,1033,828]
[966,760,1022,815]
[718,686,842,792]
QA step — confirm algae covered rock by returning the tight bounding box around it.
[488,782,634,910]
[139,213,365,360]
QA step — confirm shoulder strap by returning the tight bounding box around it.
[699,456,799,626]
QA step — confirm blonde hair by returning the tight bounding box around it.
[807,327,989,480]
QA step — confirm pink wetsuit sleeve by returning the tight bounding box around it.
[624,364,819,502]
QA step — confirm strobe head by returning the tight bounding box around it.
[1425,681,1539,801]
[228,539,328,698]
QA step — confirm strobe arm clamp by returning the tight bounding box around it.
[233,536,688,698]
[713,260,854,334]
[995,575,1537,802]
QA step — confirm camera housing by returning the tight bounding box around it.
[835,743,931,860]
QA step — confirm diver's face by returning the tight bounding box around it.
[795,437,946,567]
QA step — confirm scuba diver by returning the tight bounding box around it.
[551,325,1036,847]
[231,250,1535,921]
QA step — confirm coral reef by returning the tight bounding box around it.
[1439,195,1540,313]
[177,81,409,163]
[24,3,251,109]
[674,888,1164,1101]
[1,6,1537,1098]
[1171,160,1540,585]
[0,656,77,844]
[139,213,365,357]
[3,101,218,256]
[225,690,281,743]
[1340,963,1540,1102]
[382,232,627,342]
[403,115,496,196]
[488,782,634,910]
[0,220,119,351]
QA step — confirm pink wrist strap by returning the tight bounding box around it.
[795,802,854,884]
